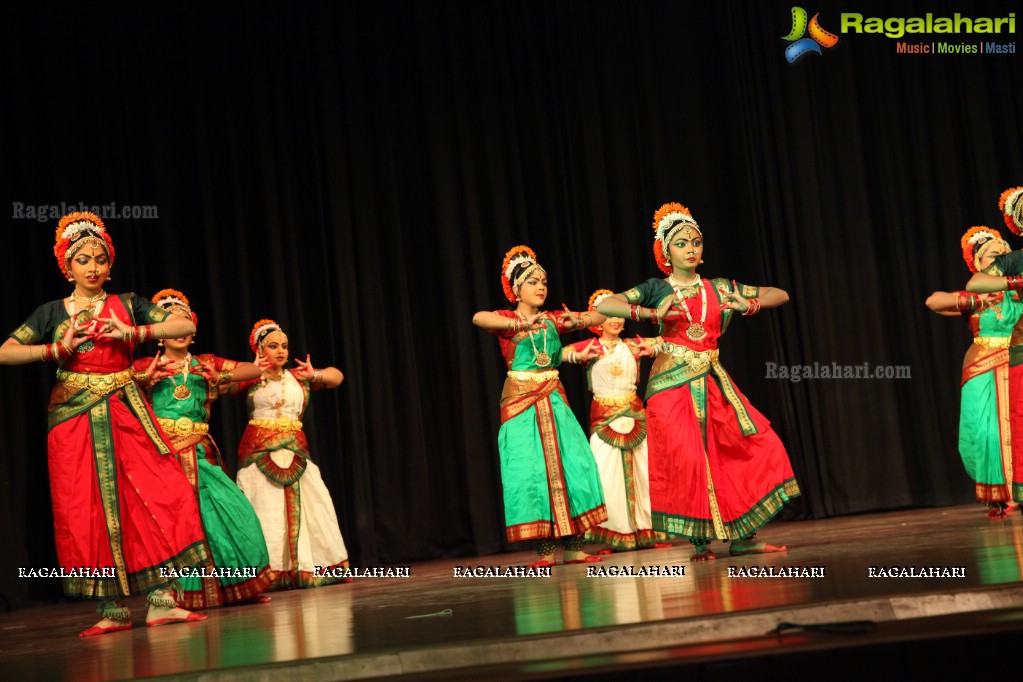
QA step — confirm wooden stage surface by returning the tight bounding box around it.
[2,505,1023,681]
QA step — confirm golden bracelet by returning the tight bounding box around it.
[217,370,233,385]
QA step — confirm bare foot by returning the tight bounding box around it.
[80,617,132,637]
[562,550,602,564]
[691,546,716,561]
[728,540,786,557]
[146,605,207,627]
[529,554,556,568]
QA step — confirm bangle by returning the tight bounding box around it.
[1006,276,1023,291]
[649,309,659,325]
[743,298,761,316]
[955,291,980,313]
[217,370,233,385]
[312,369,323,384]
[46,341,72,362]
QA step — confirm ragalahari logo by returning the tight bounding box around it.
[783,7,839,62]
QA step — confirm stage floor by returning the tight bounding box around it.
[2,505,1023,681]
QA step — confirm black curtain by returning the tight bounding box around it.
[2,0,1021,608]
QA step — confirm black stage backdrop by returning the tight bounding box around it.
[2,0,1021,608]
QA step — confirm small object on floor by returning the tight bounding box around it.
[597,547,615,555]
[528,558,554,569]
[404,608,453,620]
[563,555,603,564]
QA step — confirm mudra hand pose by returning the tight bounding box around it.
[134,289,275,605]
[0,212,208,635]
[564,290,668,553]
[472,246,608,568]
[597,203,800,561]
[233,319,351,588]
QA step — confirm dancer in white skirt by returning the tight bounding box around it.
[566,290,670,553]
[234,319,351,588]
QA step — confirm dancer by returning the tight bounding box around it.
[597,203,799,560]
[134,289,275,606]
[965,187,1023,507]
[927,227,1019,516]
[472,245,607,567]
[235,319,351,588]
[0,212,208,635]
[565,289,669,553]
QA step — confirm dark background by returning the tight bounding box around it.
[2,0,1020,609]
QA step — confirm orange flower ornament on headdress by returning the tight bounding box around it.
[960,225,1006,273]
[501,245,542,303]
[152,288,198,326]
[53,212,115,280]
[587,288,614,335]
[249,319,283,354]
[651,203,701,276]
[998,186,1023,236]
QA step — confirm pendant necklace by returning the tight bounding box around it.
[172,353,193,400]
[521,312,551,367]
[677,279,708,341]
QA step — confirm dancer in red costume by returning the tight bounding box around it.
[597,203,800,560]
[0,212,208,635]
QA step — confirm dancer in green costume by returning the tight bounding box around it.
[473,245,607,568]
[135,288,274,605]
[929,226,1020,516]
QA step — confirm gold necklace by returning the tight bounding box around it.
[70,290,107,304]
[519,312,551,367]
[171,353,193,400]
[668,273,700,288]
[67,293,106,353]
[676,280,708,340]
